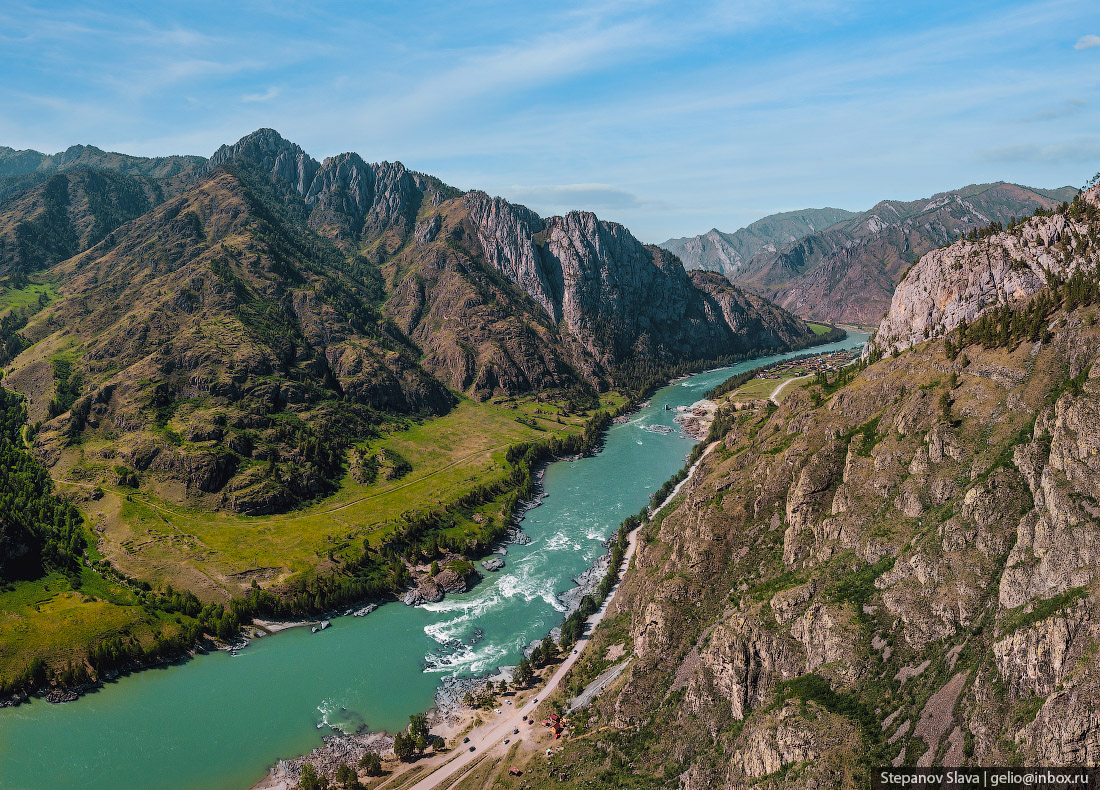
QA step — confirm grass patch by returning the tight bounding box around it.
[0,570,178,684]
[807,322,833,335]
[76,392,625,599]
[1000,586,1088,635]
[0,280,58,315]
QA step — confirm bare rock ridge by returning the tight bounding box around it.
[665,183,1076,325]
[873,184,1100,355]
[660,207,858,279]
[0,128,817,517]
[201,129,814,380]
[534,184,1100,787]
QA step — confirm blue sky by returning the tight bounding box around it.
[1,0,1098,241]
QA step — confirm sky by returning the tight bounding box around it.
[0,0,1098,242]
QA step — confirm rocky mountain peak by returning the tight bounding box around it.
[202,128,320,196]
[873,184,1098,356]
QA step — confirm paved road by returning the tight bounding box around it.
[769,375,811,404]
[406,441,719,790]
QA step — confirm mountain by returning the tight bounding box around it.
[0,129,817,516]
[476,185,1100,786]
[0,169,173,281]
[0,143,204,180]
[660,207,857,279]
[0,145,210,282]
[731,182,1078,325]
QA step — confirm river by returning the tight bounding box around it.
[0,332,866,790]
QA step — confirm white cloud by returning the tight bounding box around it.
[1074,34,1100,49]
[504,183,647,211]
[981,137,1100,163]
[242,87,280,103]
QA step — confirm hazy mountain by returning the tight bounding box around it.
[0,143,204,180]
[660,207,857,279]
[733,182,1078,324]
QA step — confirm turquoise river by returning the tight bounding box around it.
[0,332,866,790]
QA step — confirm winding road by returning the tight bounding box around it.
[403,441,719,790]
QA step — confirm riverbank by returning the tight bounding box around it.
[398,440,721,790]
[0,333,870,790]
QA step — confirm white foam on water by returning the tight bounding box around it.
[423,640,509,675]
[422,589,505,644]
[543,531,581,552]
[316,698,338,729]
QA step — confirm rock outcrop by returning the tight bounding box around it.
[874,185,1100,355]
[725,182,1075,325]
[528,195,1100,788]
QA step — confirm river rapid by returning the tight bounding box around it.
[0,332,866,790]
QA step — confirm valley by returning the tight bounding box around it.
[0,337,864,790]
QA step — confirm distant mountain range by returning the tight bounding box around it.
[660,207,857,280]
[0,129,816,515]
[661,182,1077,324]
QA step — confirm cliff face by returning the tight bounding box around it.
[1,129,817,515]
[873,185,1100,355]
[464,192,812,374]
[660,207,857,280]
[729,183,1075,325]
[534,191,1100,787]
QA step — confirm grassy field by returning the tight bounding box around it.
[0,568,184,683]
[0,280,58,315]
[67,392,626,600]
[806,321,833,335]
[727,374,803,400]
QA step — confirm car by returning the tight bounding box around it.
[469,746,476,752]
[533,698,538,703]
[463,737,470,743]
[513,728,519,734]
[504,739,510,744]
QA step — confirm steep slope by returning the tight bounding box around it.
[5,168,453,514]
[205,130,816,395]
[660,207,857,279]
[734,182,1076,325]
[0,169,169,280]
[511,186,1100,787]
[463,193,812,378]
[873,197,1099,355]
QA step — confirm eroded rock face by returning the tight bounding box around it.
[874,186,1100,356]
[993,605,1090,697]
[556,237,1100,786]
[463,192,812,372]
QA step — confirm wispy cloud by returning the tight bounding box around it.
[981,137,1100,163]
[242,87,280,103]
[1018,98,1086,122]
[1074,34,1100,49]
[504,183,649,211]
